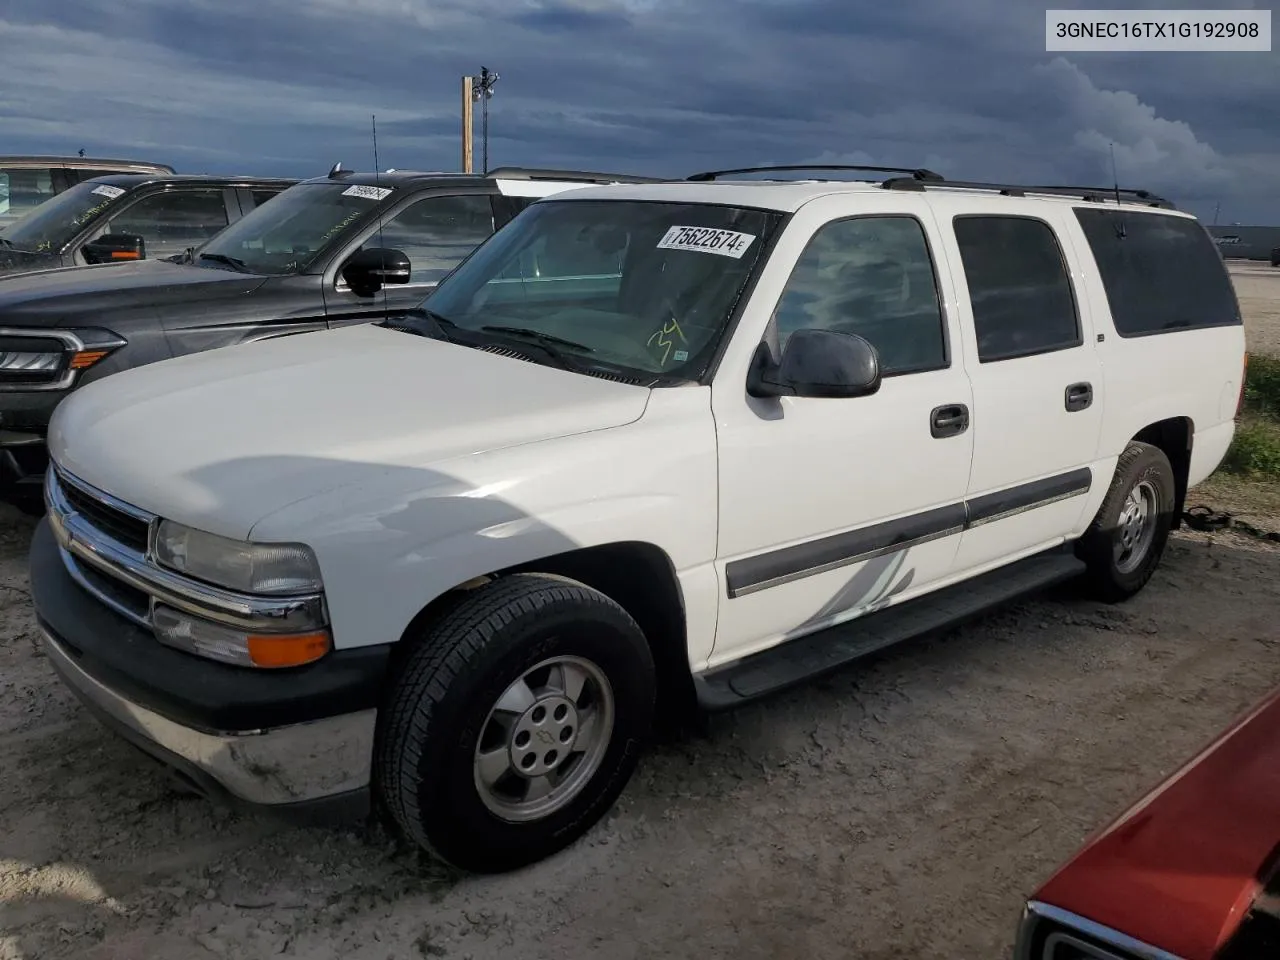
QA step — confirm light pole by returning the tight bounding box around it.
[471,66,499,173]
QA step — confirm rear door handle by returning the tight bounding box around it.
[1065,382,1093,412]
[930,403,969,439]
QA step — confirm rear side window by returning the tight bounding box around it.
[250,190,282,209]
[952,215,1081,363]
[0,167,57,226]
[1074,208,1241,337]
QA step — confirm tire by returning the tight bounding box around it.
[1076,441,1176,603]
[374,572,655,873]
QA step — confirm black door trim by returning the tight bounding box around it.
[724,467,1093,598]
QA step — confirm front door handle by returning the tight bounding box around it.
[1065,382,1093,412]
[930,403,970,439]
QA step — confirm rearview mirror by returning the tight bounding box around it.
[83,234,146,265]
[342,247,411,298]
[747,328,882,399]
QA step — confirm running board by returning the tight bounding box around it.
[693,548,1086,710]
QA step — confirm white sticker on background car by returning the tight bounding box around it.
[341,185,393,201]
[656,225,756,259]
[90,185,126,199]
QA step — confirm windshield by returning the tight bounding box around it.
[0,180,130,252]
[193,181,395,275]
[414,199,783,381]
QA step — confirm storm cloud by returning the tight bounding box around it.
[2,0,1276,222]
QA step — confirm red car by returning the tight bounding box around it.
[1014,686,1280,959]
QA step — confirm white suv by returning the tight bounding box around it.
[30,164,1248,873]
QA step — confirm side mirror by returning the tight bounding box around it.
[83,234,145,264]
[747,328,882,399]
[341,247,411,297]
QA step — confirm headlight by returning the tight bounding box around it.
[154,519,324,595]
[0,326,126,390]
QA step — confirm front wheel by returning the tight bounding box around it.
[374,573,655,873]
[1076,441,1176,603]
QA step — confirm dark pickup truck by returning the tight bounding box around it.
[0,165,660,508]
[0,155,176,229]
[0,173,297,278]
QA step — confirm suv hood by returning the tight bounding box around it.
[49,324,652,539]
[0,259,266,326]
[0,246,61,278]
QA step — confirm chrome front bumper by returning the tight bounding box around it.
[40,624,376,812]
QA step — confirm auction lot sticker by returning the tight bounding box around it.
[341,184,393,201]
[657,225,757,259]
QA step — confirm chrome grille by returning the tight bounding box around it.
[55,472,151,552]
[45,463,329,636]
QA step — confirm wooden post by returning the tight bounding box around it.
[461,75,474,173]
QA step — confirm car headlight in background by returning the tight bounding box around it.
[0,327,126,390]
[154,519,324,596]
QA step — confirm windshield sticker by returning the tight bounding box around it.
[341,184,393,201]
[90,184,126,200]
[656,225,756,259]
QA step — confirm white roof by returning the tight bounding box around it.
[541,178,1196,218]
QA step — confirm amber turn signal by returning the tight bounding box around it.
[246,631,332,668]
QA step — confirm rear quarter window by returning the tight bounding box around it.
[1073,208,1242,337]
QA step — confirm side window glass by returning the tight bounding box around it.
[0,168,57,226]
[1073,208,1240,336]
[358,195,494,285]
[771,215,947,375]
[250,190,282,210]
[104,189,230,259]
[953,215,1080,363]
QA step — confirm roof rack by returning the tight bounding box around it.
[879,175,1175,209]
[485,166,664,184]
[686,164,944,183]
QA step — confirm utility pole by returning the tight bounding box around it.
[461,75,474,173]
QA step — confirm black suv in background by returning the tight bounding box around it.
[0,165,660,508]
[0,156,175,229]
[0,174,297,278]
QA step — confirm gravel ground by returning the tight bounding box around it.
[1229,260,1280,356]
[2,265,1279,960]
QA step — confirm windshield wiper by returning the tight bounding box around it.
[479,325,595,354]
[383,308,459,343]
[198,252,250,273]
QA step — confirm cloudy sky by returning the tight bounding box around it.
[3,0,1277,223]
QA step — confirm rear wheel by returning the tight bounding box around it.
[374,573,655,873]
[1076,441,1176,602]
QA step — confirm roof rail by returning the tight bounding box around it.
[880,175,1176,209]
[686,164,944,182]
[485,166,664,184]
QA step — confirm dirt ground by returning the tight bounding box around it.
[2,263,1279,960]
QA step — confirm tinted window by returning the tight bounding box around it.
[68,168,127,183]
[1074,208,1241,336]
[250,190,282,209]
[103,189,230,259]
[772,215,946,375]
[0,168,57,226]
[953,216,1080,363]
[359,195,494,285]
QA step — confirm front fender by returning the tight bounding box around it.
[249,388,719,653]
